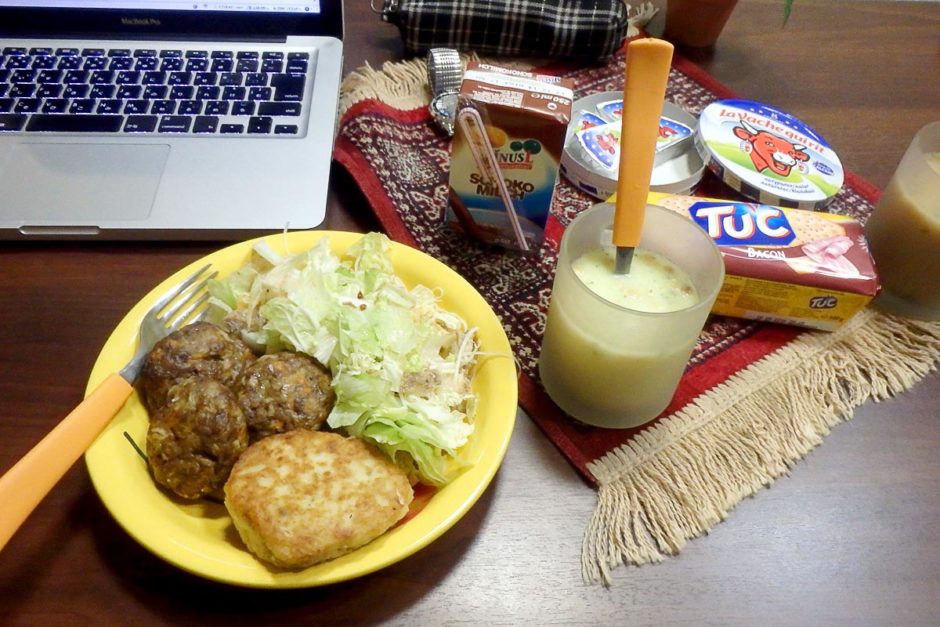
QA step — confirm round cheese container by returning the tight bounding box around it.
[560,92,705,201]
[696,99,844,209]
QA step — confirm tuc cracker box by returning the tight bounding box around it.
[446,61,573,252]
[648,192,881,331]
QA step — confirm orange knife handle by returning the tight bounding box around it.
[613,37,675,248]
[0,372,133,551]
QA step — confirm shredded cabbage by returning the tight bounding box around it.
[207,233,478,486]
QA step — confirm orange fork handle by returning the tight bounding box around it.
[613,38,675,248]
[0,372,133,551]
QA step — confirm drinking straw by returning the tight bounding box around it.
[613,37,674,273]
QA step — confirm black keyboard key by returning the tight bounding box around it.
[286,52,309,73]
[9,83,37,98]
[236,51,258,60]
[0,85,7,98]
[5,56,31,69]
[193,71,216,86]
[185,50,208,58]
[14,98,40,113]
[63,69,88,83]
[177,100,202,115]
[160,50,183,58]
[83,57,107,70]
[220,123,244,134]
[41,98,68,113]
[219,72,243,86]
[96,99,122,113]
[185,58,208,72]
[109,57,134,70]
[192,115,219,134]
[158,115,191,133]
[142,71,166,85]
[245,72,267,86]
[261,58,283,73]
[124,99,149,114]
[109,49,131,57]
[274,124,299,135]
[135,57,159,71]
[124,115,158,132]
[3,47,27,55]
[82,48,106,56]
[0,113,27,130]
[151,99,176,114]
[170,85,194,99]
[134,49,157,58]
[211,50,233,59]
[204,100,229,115]
[247,115,272,134]
[32,56,57,69]
[29,47,53,56]
[90,84,116,98]
[117,70,141,84]
[168,71,192,86]
[12,68,37,83]
[90,70,115,84]
[116,84,142,99]
[69,98,96,113]
[248,86,272,101]
[27,113,122,132]
[196,85,220,100]
[258,101,302,116]
[210,59,233,72]
[0,98,14,112]
[160,58,184,72]
[143,84,168,99]
[262,51,283,60]
[270,73,305,101]
[55,48,80,56]
[223,86,247,101]
[36,83,64,98]
[64,83,90,98]
[235,59,258,73]
[37,69,62,83]
[57,56,82,70]
[231,100,255,116]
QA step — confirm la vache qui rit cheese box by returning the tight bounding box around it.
[648,192,880,331]
[446,62,573,252]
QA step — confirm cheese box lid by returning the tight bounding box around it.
[560,92,705,200]
[697,99,844,210]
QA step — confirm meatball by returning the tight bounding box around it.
[146,377,249,500]
[235,351,335,441]
[138,321,255,413]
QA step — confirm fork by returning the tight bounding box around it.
[0,263,216,551]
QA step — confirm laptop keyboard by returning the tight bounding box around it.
[0,46,312,136]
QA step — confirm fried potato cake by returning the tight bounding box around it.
[223,429,414,569]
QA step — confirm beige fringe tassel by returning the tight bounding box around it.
[583,309,940,585]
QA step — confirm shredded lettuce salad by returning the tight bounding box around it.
[206,233,479,486]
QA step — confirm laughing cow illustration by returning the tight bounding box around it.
[733,121,810,177]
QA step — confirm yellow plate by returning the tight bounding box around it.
[84,231,517,588]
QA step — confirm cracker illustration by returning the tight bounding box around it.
[785,209,846,247]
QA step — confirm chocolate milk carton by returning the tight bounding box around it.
[446,62,573,252]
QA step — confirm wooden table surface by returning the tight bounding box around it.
[2,1,939,624]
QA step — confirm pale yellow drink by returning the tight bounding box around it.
[539,203,724,429]
[865,130,940,320]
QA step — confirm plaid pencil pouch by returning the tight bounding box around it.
[377,0,631,60]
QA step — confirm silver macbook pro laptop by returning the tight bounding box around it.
[0,0,344,240]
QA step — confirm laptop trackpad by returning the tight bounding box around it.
[1,143,169,224]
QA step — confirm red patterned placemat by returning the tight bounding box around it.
[333,51,940,581]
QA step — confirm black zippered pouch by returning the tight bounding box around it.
[376,0,631,60]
